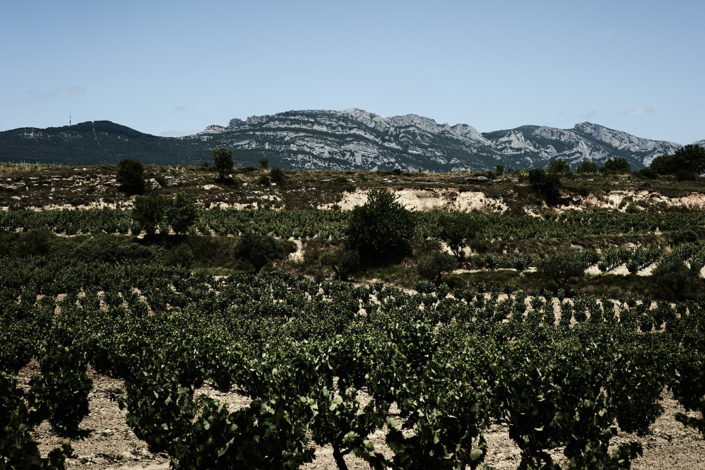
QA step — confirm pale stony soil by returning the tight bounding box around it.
[318,188,509,213]
[18,364,705,470]
[7,185,705,214]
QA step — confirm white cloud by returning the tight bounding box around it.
[625,106,654,116]
[39,85,86,98]
[579,110,598,120]
[160,129,199,137]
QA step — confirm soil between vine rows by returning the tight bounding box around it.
[20,362,705,470]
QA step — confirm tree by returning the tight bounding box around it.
[117,159,145,194]
[576,161,599,174]
[321,249,360,281]
[270,167,287,186]
[528,169,562,206]
[231,232,286,272]
[600,157,630,174]
[651,254,701,300]
[259,158,269,169]
[495,164,505,176]
[166,192,197,235]
[547,159,571,175]
[674,144,705,174]
[537,250,598,283]
[438,213,477,260]
[133,194,167,236]
[346,189,415,265]
[417,251,459,283]
[212,148,233,181]
[650,144,705,176]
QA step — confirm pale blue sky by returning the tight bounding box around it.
[1,0,703,143]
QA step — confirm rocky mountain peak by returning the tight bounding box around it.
[3,109,698,171]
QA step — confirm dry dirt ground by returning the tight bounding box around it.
[18,362,705,470]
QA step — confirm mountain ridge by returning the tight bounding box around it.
[0,109,699,171]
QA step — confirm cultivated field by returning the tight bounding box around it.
[2,163,705,469]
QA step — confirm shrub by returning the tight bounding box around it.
[117,159,144,194]
[321,249,360,281]
[212,148,233,181]
[164,243,195,268]
[495,164,504,176]
[438,213,477,260]
[575,161,599,174]
[166,192,197,235]
[538,250,597,282]
[231,232,286,272]
[676,169,697,181]
[650,144,705,175]
[16,230,52,256]
[528,169,562,205]
[512,255,533,273]
[482,254,503,270]
[672,229,699,245]
[636,167,657,179]
[259,158,269,169]
[547,159,571,175]
[257,175,271,186]
[651,254,701,300]
[417,252,459,283]
[270,167,287,186]
[600,157,631,174]
[346,189,415,265]
[133,194,167,236]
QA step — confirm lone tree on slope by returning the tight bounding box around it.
[212,148,233,181]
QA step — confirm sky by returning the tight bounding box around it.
[1,0,704,143]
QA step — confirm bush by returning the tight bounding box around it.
[575,161,599,174]
[438,213,477,260]
[417,252,459,283]
[231,232,286,272]
[164,243,195,268]
[212,148,233,181]
[346,189,415,265]
[650,144,705,175]
[672,229,699,245]
[15,230,52,256]
[270,167,286,186]
[547,159,571,175]
[538,250,598,282]
[482,254,503,270]
[636,167,657,179]
[117,159,145,194]
[600,157,631,174]
[528,169,562,205]
[676,169,697,181]
[512,255,533,273]
[321,249,360,281]
[166,192,197,235]
[652,254,701,300]
[133,194,167,236]
[257,175,271,186]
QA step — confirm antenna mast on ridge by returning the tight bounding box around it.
[69,111,72,126]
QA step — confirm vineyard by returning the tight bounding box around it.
[2,165,705,469]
